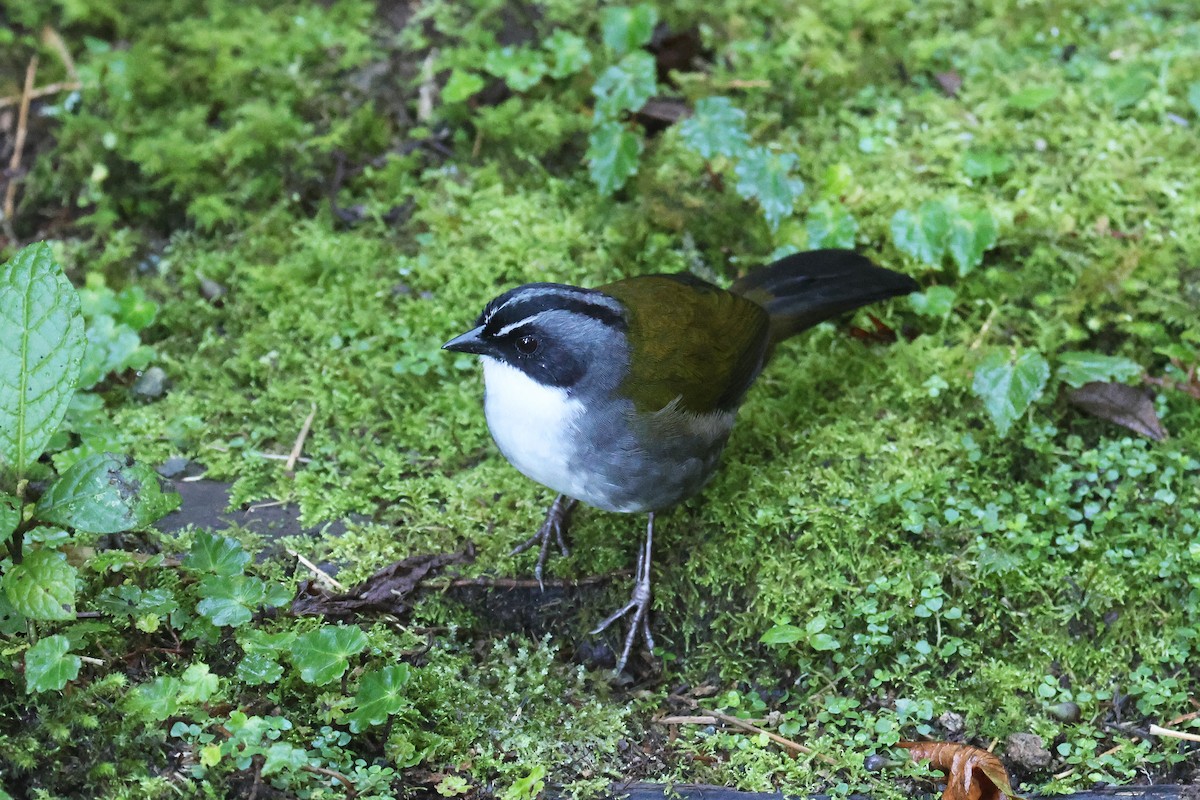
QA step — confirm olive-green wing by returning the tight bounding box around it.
[600,274,770,414]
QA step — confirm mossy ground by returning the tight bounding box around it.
[2,0,1199,798]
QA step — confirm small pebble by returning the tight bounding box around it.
[864,753,889,772]
[1006,732,1052,770]
[1048,701,1081,723]
[938,710,965,735]
[133,366,168,399]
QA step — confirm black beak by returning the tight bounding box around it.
[442,326,490,355]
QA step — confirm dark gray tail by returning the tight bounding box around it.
[731,249,918,347]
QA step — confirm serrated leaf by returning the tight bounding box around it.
[1056,352,1143,388]
[178,662,220,703]
[760,623,806,645]
[734,148,804,230]
[908,285,957,318]
[238,652,285,686]
[125,675,182,721]
[441,70,484,104]
[679,96,750,159]
[891,200,951,267]
[0,493,18,541]
[24,634,81,693]
[1008,85,1057,110]
[587,121,643,195]
[116,286,157,330]
[196,574,266,627]
[183,531,250,576]
[2,548,76,620]
[78,314,154,389]
[592,51,657,118]
[292,625,369,685]
[34,452,179,534]
[972,349,1050,437]
[600,4,658,56]
[262,742,309,776]
[345,664,412,732]
[543,30,591,79]
[0,242,87,475]
[947,206,998,276]
[805,200,859,248]
[482,46,548,92]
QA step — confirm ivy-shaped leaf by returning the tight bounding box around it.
[543,30,591,79]
[262,742,309,777]
[805,200,859,249]
[891,201,951,267]
[441,70,484,104]
[125,674,182,721]
[34,452,180,534]
[972,349,1051,437]
[345,664,412,732]
[592,51,657,118]
[734,148,805,231]
[482,46,548,93]
[238,652,285,686]
[183,530,250,576]
[600,4,658,57]
[0,242,87,475]
[196,574,267,627]
[587,121,643,195]
[947,206,998,276]
[679,96,750,160]
[2,548,76,620]
[291,625,369,685]
[1056,352,1143,388]
[24,634,82,693]
[908,285,957,318]
[962,149,1012,180]
[0,493,18,541]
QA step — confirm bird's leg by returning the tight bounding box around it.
[591,512,656,674]
[510,494,577,590]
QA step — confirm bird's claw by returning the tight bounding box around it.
[510,495,577,590]
[591,515,656,674]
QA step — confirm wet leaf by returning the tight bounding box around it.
[0,493,17,542]
[34,452,180,534]
[587,121,643,195]
[679,96,749,159]
[291,624,369,685]
[891,201,951,267]
[1056,352,1143,388]
[909,286,957,318]
[593,51,658,118]
[441,69,484,103]
[898,741,1026,800]
[292,548,473,619]
[972,349,1050,437]
[734,148,804,230]
[2,548,76,620]
[183,531,250,577]
[1067,382,1167,441]
[543,30,591,79]
[196,574,270,627]
[24,634,81,693]
[600,4,658,57]
[805,200,859,249]
[345,664,412,732]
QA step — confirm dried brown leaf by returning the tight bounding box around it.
[1067,381,1167,440]
[899,741,1026,800]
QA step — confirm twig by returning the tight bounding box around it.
[285,403,317,472]
[417,49,438,122]
[3,56,37,240]
[287,548,346,592]
[437,572,624,590]
[79,655,105,666]
[713,78,771,89]
[699,707,836,764]
[1149,723,1200,743]
[658,715,718,725]
[302,764,357,797]
[1166,710,1199,726]
[0,80,82,109]
[968,306,999,351]
[41,27,78,79]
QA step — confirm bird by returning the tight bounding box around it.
[443,248,918,673]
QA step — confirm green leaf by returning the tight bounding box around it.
[78,314,155,389]
[587,121,643,195]
[441,69,484,104]
[592,51,657,118]
[890,200,950,267]
[805,200,859,249]
[183,531,250,576]
[679,96,750,160]
[116,285,158,330]
[946,206,998,276]
[2,548,76,620]
[125,675,181,721]
[810,633,841,651]
[1189,82,1200,117]
[238,652,285,686]
[24,634,81,693]
[734,148,804,230]
[34,452,180,533]
[1056,352,1143,388]
[262,742,309,776]
[482,46,548,93]
[760,623,806,645]
[1008,85,1057,111]
[0,242,87,475]
[972,349,1051,437]
[178,662,220,703]
[501,765,546,800]
[962,149,1011,179]
[1108,71,1152,111]
[345,664,412,732]
[0,493,18,541]
[292,625,369,685]
[908,285,957,318]
[196,574,267,627]
[600,4,658,57]
[543,30,591,79]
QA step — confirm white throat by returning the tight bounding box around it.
[481,357,586,499]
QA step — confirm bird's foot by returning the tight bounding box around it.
[510,495,577,590]
[591,513,655,675]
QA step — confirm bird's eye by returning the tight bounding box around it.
[515,335,539,355]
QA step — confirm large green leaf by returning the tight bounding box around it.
[2,548,76,620]
[600,4,657,57]
[34,452,180,534]
[587,121,643,195]
[196,575,267,627]
[0,242,86,475]
[805,200,859,249]
[183,530,250,576]
[345,664,412,732]
[592,51,657,118]
[972,349,1051,437]
[679,96,750,160]
[890,201,951,267]
[543,30,591,79]
[24,634,81,693]
[292,625,369,685]
[1056,351,1143,388]
[947,206,998,276]
[734,148,805,230]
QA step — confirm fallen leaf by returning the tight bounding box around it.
[635,96,690,134]
[1067,381,1167,440]
[291,546,474,619]
[899,741,1026,800]
[935,70,963,97]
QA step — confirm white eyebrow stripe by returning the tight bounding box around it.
[495,310,554,337]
